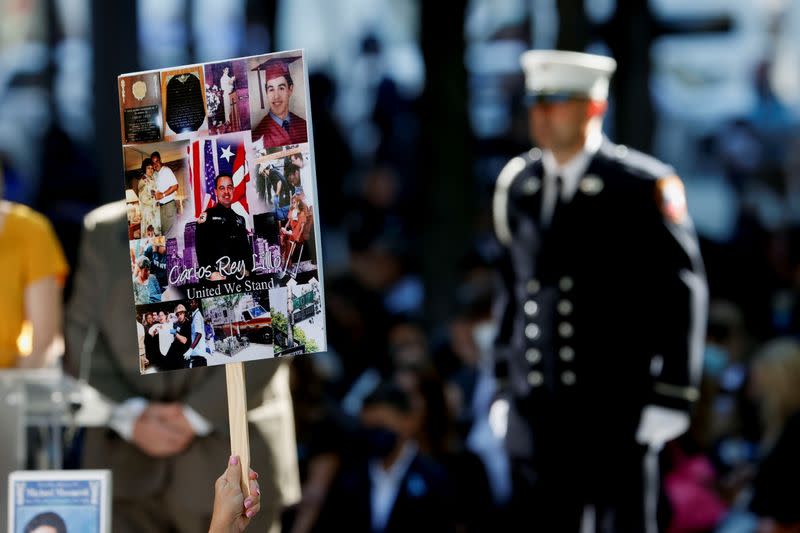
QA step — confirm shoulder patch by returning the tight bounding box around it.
[655,175,688,224]
[197,212,207,224]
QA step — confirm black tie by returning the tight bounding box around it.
[282,119,290,133]
[546,174,564,228]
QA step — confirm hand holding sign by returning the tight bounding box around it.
[210,455,261,533]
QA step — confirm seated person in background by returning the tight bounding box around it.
[0,167,68,368]
[316,382,457,533]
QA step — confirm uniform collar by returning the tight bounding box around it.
[541,127,603,201]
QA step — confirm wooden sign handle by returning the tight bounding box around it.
[225,362,251,496]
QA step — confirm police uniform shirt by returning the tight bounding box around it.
[195,204,252,273]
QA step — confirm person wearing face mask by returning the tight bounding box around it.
[315,382,457,533]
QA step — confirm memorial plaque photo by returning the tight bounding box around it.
[118,72,162,144]
[160,66,209,140]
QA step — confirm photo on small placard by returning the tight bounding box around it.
[247,51,308,150]
[129,236,167,307]
[136,298,206,372]
[252,144,318,275]
[123,141,190,245]
[269,280,325,357]
[136,291,277,374]
[118,72,162,144]
[204,59,251,136]
[201,290,275,364]
[161,65,209,140]
[8,470,111,533]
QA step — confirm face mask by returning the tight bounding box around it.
[703,344,729,378]
[364,426,398,459]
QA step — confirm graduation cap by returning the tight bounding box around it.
[252,55,302,83]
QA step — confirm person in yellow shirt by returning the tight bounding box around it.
[0,169,69,368]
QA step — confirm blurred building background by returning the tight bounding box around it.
[4,0,800,530]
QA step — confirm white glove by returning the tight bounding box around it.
[635,404,690,450]
[488,398,510,440]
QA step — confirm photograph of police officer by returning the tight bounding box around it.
[195,173,253,281]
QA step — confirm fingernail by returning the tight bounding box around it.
[229,455,238,465]
[256,488,261,496]
[244,499,252,508]
[246,510,255,518]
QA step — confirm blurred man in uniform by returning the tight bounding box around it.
[195,174,252,281]
[490,50,708,532]
[66,201,300,532]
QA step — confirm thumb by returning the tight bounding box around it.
[226,455,242,487]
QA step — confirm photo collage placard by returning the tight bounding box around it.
[118,50,326,373]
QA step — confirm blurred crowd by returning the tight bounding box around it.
[4,1,800,532]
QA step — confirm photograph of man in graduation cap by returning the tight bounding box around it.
[249,55,309,149]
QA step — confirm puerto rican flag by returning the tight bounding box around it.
[216,139,250,215]
[188,138,217,218]
[188,135,251,222]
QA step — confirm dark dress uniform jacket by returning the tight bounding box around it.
[195,203,252,273]
[492,139,708,476]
